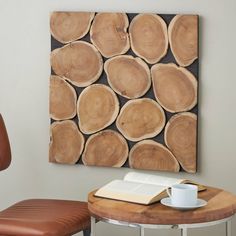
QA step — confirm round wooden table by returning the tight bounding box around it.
[88,186,236,236]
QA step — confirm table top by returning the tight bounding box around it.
[88,186,236,225]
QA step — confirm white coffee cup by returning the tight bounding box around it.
[166,184,198,207]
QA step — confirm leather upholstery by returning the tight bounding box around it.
[0,199,90,236]
[0,114,11,171]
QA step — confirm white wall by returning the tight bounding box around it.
[0,0,236,235]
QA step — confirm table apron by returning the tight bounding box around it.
[95,216,233,229]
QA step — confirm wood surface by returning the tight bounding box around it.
[82,130,128,167]
[51,41,103,87]
[104,55,151,99]
[50,12,95,44]
[116,98,166,142]
[90,13,130,58]
[168,15,198,67]
[164,112,197,173]
[151,63,197,113]
[129,140,180,172]
[50,75,77,120]
[88,187,236,224]
[77,84,119,134]
[49,120,84,164]
[129,14,168,64]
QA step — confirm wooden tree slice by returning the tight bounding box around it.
[129,14,168,64]
[164,112,197,173]
[90,13,130,58]
[77,84,119,134]
[50,12,95,44]
[116,98,165,142]
[151,63,197,113]
[50,75,77,120]
[51,41,103,87]
[168,15,198,67]
[49,120,84,164]
[104,55,151,99]
[129,140,180,172]
[82,130,128,167]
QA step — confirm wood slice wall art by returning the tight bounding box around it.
[129,140,180,172]
[51,41,103,87]
[50,75,77,120]
[49,11,199,173]
[49,120,84,164]
[82,130,128,167]
[104,55,151,99]
[90,13,130,58]
[77,84,119,134]
[129,14,168,64]
[116,98,166,142]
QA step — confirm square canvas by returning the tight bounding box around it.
[49,12,199,173]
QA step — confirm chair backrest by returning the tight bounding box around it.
[0,114,11,171]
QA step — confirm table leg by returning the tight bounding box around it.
[181,228,187,236]
[226,220,231,236]
[140,226,144,236]
[83,228,91,236]
[91,216,96,236]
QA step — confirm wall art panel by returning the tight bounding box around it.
[49,12,199,173]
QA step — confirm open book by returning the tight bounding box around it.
[95,172,205,205]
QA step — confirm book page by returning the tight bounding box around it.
[124,172,184,187]
[95,180,165,197]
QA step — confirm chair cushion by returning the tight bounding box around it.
[0,199,90,236]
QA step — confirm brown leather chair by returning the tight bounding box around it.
[0,114,91,236]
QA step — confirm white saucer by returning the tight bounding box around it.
[160,198,207,210]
